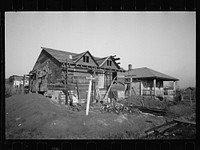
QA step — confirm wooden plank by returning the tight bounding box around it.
[173,118,196,125]
[103,77,116,100]
[155,122,178,133]
[145,121,175,134]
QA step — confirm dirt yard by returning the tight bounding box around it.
[5,93,195,139]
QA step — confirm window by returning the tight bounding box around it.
[125,78,131,83]
[107,60,112,66]
[83,55,89,63]
[86,56,89,62]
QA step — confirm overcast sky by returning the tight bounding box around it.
[5,12,195,88]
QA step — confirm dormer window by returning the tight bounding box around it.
[107,60,112,66]
[83,55,89,63]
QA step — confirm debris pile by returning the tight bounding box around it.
[101,102,140,114]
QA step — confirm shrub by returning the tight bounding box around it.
[5,84,18,98]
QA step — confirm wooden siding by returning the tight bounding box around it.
[30,51,63,92]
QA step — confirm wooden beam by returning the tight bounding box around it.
[103,77,117,102]
[173,118,196,125]
[63,59,68,105]
[114,58,120,61]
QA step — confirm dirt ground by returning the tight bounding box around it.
[5,93,195,139]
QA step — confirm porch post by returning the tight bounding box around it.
[153,79,156,97]
[162,81,164,99]
[173,81,176,96]
[140,81,143,96]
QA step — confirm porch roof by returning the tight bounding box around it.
[125,67,179,81]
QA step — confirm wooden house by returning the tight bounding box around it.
[124,65,179,100]
[180,87,196,103]
[9,75,29,88]
[28,47,125,103]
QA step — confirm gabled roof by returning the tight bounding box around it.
[95,56,109,66]
[72,51,87,62]
[73,51,99,66]
[41,47,119,68]
[9,75,29,81]
[42,47,77,63]
[125,67,178,81]
[95,56,120,69]
[182,87,195,91]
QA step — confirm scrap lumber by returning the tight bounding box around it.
[155,122,178,133]
[135,106,167,116]
[145,121,176,135]
[145,116,196,136]
[173,118,196,125]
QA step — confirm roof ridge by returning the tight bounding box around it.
[42,47,78,55]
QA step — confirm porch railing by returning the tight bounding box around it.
[142,89,175,96]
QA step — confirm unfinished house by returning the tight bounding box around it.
[29,47,125,104]
[124,65,179,100]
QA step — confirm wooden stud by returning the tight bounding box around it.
[114,58,120,61]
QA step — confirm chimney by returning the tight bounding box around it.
[128,64,132,71]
